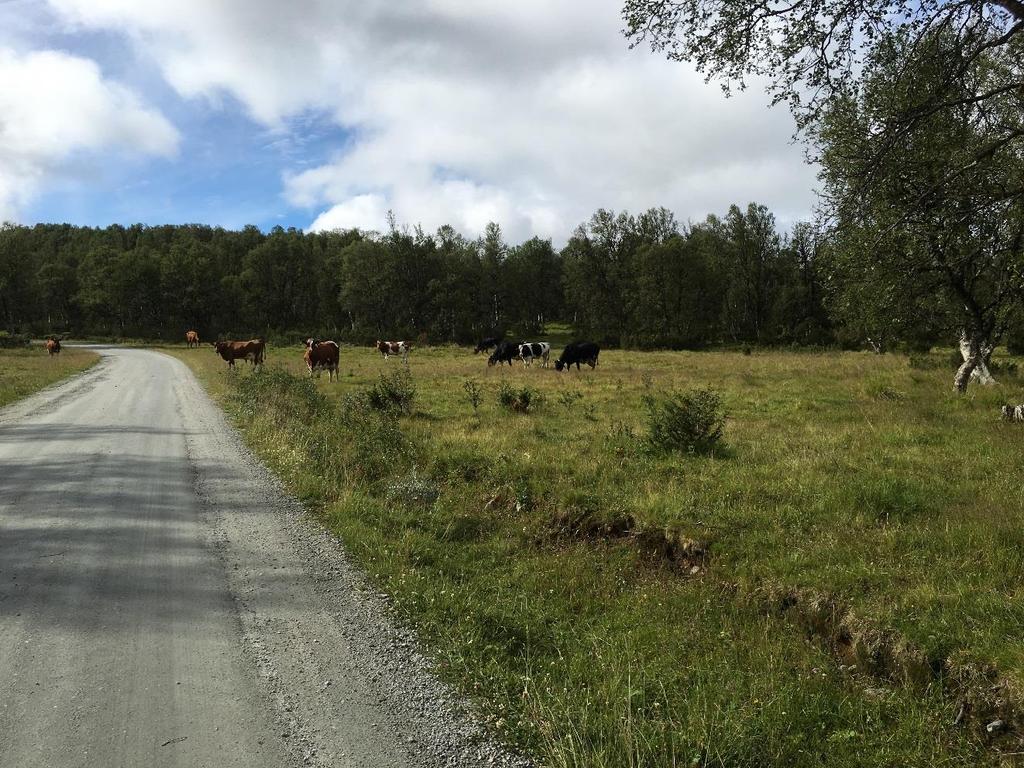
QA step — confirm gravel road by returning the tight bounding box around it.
[0,347,529,768]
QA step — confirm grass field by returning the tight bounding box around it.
[0,347,99,409]
[168,342,1024,767]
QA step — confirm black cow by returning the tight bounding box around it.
[488,340,521,367]
[474,335,503,354]
[555,342,600,371]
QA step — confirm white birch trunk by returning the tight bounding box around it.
[954,330,995,393]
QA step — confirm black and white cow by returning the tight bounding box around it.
[487,340,521,367]
[518,342,550,367]
[554,341,600,371]
[474,336,503,354]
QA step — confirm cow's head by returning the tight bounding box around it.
[305,337,316,350]
[554,359,565,372]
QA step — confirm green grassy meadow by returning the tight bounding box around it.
[167,342,1024,767]
[0,347,99,409]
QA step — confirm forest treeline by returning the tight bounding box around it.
[0,203,924,349]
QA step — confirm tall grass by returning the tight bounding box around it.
[169,342,1024,766]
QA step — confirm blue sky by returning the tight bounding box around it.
[21,97,344,231]
[0,0,818,241]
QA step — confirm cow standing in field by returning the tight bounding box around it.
[474,336,503,354]
[244,338,266,366]
[554,342,600,371]
[487,340,521,367]
[518,342,550,367]
[211,338,265,369]
[45,337,61,356]
[185,330,200,348]
[376,340,410,361]
[304,338,340,381]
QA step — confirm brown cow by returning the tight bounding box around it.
[211,338,265,369]
[375,340,410,361]
[45,337,61,356]
[185,330,200,348]
[304,338,340,381]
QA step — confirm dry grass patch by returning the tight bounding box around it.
[0,346,99,408]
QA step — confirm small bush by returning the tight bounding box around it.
[643,388,725,455]
[340,393,412,479]
[365,367,416,414]
[497,380,543,413]
[605,421,641,457]
[0,332,31,348]
[463,379,483,415]
[231,367,327,424]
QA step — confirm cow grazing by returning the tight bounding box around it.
[304,338,340,381]
[185,330,200,348]
[518,342,550,367]
[376,340,410,360]
[474,336,503,354]
[488,340,521,367]
[45,337,61,356]
[555,342,600,371]
[211,338,265,369]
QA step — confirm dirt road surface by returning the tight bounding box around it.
[0,347,527,768]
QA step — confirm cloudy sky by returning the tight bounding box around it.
[0,0,818,242]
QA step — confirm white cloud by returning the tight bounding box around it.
[40,0,818,239]
[309,194,389,233]
[0,47,179,222]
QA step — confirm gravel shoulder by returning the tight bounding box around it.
[0,347,529,768]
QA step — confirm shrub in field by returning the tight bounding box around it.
[365,367,416,414]
[643,388,725,455]
[340,393,411,480]
[497,380,543,413]
[0,332,31,348]
[231,367,327,424]
[463,379,483,415]
[605,421,641,458]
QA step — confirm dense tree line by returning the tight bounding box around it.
[0,207,838,348]
[623,1,1024,391]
